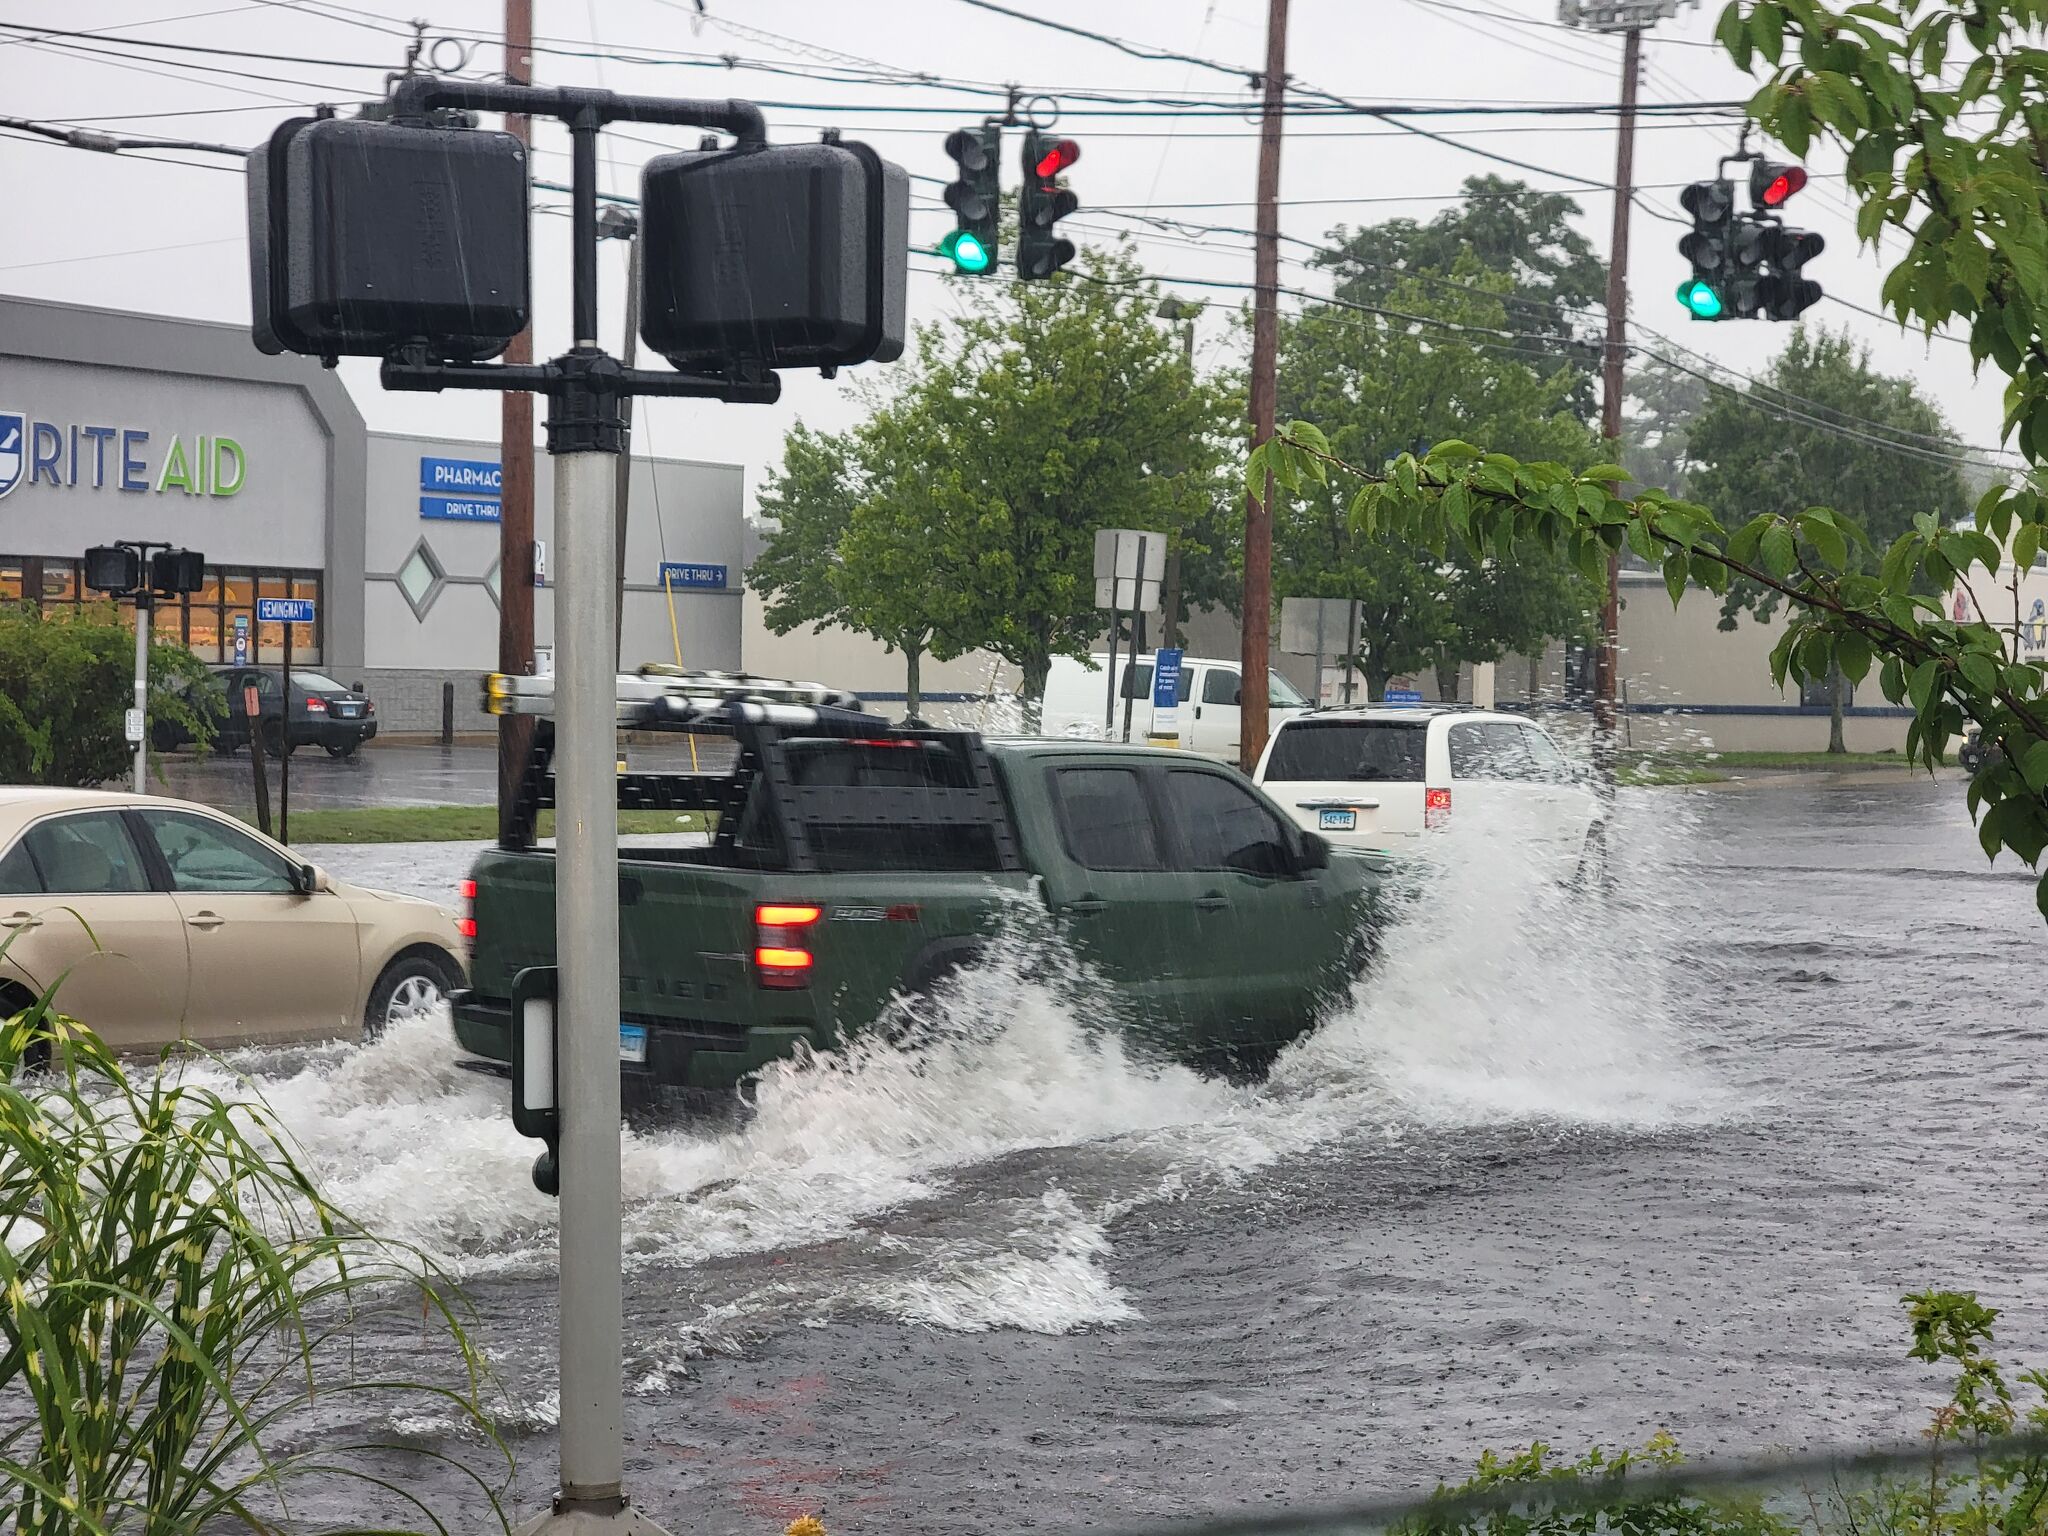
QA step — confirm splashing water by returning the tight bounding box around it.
[201,794,1723,1351]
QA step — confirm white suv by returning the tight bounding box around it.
[1252,707,1605,875]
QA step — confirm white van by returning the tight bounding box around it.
[1252,705,1605,876]
[1034,652,1312,762]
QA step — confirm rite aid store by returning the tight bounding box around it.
[1,296,743,731]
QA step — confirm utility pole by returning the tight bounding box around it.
[498,0,536,841]
[1561,0,1694,783]
[1242,0,1289,774]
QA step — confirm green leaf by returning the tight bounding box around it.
[1959,651,1999,694]
[1907,657,1941,712]
[2014,522,2042,573]
[1836,631,1874,684]
[1716,0,1753,67]
[1798,512,1848,570]
[1625,515,1658,565]
[1728,515,1771,566]
[1663,553,1688,607]
[2037,869,2048,923]
[1880,653,1906,703]
[2020,740,2048,794]
[1286,420,1331,457]
[1580,463,1628,485]
[1760,522,1797,579]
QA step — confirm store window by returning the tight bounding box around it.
[0,557,320,662]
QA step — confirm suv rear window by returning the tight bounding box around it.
[1263,719,1426,782]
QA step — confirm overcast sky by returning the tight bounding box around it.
[1,0,2017,510]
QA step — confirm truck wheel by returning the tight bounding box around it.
[363,951,459,1039]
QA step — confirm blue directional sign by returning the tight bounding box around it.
[420,495,502,523]
[257,597,316,624]
[1153,647,1184,708]
[231,613,250,665]
[1384,687,1423,705]
[419,456,502,494]
[657,562,728,590]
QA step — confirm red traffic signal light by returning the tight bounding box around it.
[1751,160,1807,209]
[1033,138,1080,179]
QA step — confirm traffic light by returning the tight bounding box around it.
[83,545,141,596]
[1676,178,1733,319]
[1759,226,1825,320]
[940,125,1000,275]
[1750,159,1808,210]
[1017,130,1079,281]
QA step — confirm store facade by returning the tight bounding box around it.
[2,296,743,733]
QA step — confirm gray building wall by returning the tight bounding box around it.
[0,294,367,675]
[362,433,746,731]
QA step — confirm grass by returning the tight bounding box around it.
[1616,747,1945,785]
[235,803,714,844]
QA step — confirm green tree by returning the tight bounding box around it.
[1685,326,1970,751]
[1622,356,1712,501]
[1317,174,1607,414]
[1275,262,1600,699]
[902,247,1236,725]
[751,417,959,720]
[0,605,218,785]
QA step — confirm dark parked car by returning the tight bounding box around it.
[202,667,379,758]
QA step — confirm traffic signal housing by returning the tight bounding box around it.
[640,139,909,371]
[1017,130,1079,281]
[940,125,1000,275]
[248,116,530,361]
[1751,160,1808,210]
[1676,178,1733,320]
[1759,226,1824,320]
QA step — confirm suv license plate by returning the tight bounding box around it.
[1318,808,1357,832]
[619,1024,648,1064]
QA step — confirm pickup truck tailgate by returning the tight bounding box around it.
[464,848,1031,1043]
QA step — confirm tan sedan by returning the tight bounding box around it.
[0,788,465,1052]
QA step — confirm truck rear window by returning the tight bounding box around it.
[733,738,1006,872]
[1264,720,1426,782]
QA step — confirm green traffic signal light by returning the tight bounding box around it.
[1677,278,1724,319]
[939,229,992,273]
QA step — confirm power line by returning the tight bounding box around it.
[943,0,1259,82]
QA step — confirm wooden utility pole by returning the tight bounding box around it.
[1593,24,1642,784]
[497,0,536,840]
[1241,0,1289,774]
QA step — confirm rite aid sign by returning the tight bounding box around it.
[0,411,247,501]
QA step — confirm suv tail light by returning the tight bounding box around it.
[457,877,477,942]
[1424,787,1451,830]
[755,903,822,989]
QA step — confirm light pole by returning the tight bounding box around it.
[84,542,204,793]
[1155,293,1201,654]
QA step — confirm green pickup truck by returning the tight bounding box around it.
[451,672,1388,1096]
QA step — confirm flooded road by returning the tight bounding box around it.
[209,777,2042,1533]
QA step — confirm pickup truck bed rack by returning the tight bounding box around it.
[486,667,1026,873]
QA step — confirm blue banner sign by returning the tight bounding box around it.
[1384,687,1424,705]
[1152,647,1184,708]
[420,495,502,523]
[257,597,316,625]
[657,562,728,590]
[420,456,502,494]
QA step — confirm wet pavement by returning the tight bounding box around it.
[157,741,502,811]
[198,779,2047,1533]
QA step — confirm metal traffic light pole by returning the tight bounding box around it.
[376,77,777,1536]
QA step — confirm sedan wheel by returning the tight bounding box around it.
[365,954,456,1039]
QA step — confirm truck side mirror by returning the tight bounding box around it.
[1297,833,1330,871]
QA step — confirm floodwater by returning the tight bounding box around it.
[158,777,2045,1533]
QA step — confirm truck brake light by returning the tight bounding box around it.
[1424,787,1452,830]
[755,903,822,989]
[458,878,477,942]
